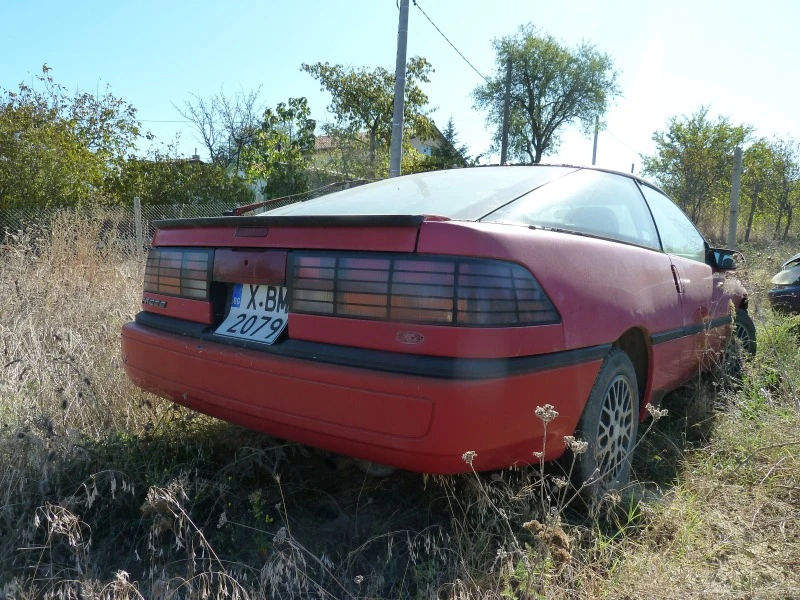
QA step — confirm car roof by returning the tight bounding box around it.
[480,163,667,194]
[264,165,669,222]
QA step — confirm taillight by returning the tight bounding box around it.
[144,247,213,300]
[289,253,560,326]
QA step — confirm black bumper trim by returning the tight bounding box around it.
[650,315,732,345]
[153,214,427,230]
[133,312,610,380]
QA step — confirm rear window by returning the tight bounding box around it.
[481,169,660,249]
[263,166,575,220]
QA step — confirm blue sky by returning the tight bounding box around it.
[2,0,798,175]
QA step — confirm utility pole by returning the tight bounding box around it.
[591,115,599,165]
[500,56,513,165]
[389,0,410,178]
[727,146,743,249]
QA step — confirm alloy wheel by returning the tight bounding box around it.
[595,374,635,484]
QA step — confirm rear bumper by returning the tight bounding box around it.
[121,321,604,473]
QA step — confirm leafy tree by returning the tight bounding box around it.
[243,97,316,199]
[108,146,254,207]
[473,24,620,164]
[740,139,779,242]
[176,87,263,172]
[301,57,434,173]
[767,138,800,240]
[641,107,752,233]
[421,117,472,170]
[0,65,142,209]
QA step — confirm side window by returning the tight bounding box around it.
[482,169,660,249]
[639,185,706,262]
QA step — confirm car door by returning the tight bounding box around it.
[639,184,713,383]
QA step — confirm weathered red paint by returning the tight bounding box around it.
[141,292,213,324]
[126,207,746,473]
[122,321,600,474]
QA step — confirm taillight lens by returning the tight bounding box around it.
[289,253,560,326]
[144,247,213,300]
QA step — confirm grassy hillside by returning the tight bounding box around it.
[0,216,797,599]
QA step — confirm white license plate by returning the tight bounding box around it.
[215,284,288,345]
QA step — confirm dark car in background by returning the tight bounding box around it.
[768,252,800,314]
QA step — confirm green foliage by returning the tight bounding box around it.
[739,137,800,242]
[243,97,316,199]
[473,24,620,164]
[419,117,472,171]
[108,148,254,206]
[0,65,142,209]
[641,107,752,233]
[641,107,800,240]
[301,57,434,176]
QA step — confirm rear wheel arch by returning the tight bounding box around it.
[612,327,650,408]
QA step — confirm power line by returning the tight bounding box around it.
[139,119,190,123]
[410,0,491,85]
[605,129,643,156]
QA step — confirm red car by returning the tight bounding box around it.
[121,166,753,489]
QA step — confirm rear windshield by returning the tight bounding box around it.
[263,166,575,220]
[772,265,800,286]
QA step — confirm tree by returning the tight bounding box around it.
[740,139,779,242]
[301,57,434,173]
[473,24,620,164]
[175,87,262,172]
[0,65,142,210]
[768,138,800,240]
[243,97,316,199]
[108,145,254,207]
[641,107,752,233]
[420,117,472,171]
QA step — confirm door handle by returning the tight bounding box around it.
[671,265,684,293]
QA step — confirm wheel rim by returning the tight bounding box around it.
[596,374,635,483]
[734,322,751,347]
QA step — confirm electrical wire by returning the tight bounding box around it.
[605,129,643,156]
[411,0,491,84]
[139,119,190,123]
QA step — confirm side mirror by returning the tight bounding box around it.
[710,248,738,270]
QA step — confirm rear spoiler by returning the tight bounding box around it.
[152,215,437,230]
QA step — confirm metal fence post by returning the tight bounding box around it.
[133,196,143,259]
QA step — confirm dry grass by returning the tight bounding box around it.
[0,215,798,599]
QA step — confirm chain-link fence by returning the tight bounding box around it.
[0,180,373,257]
[0,203,238,257]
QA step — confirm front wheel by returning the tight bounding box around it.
[571,348,639,496]
[720,308,757,382]
[732,308,757,356]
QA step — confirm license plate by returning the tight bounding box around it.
[215,284,288,345]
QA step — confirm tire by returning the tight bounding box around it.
[571,348,639,496]
[732,308,757,356]
[720,308,757,383]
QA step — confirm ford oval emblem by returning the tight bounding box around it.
[396,331,424,345]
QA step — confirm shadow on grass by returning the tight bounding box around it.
[631,377,721,491]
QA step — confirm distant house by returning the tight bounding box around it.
[312,122,467,179]
[314,125,449,157]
